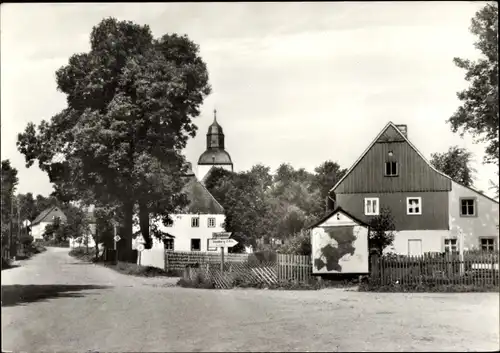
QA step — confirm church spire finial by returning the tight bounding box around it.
[213,108,217,122]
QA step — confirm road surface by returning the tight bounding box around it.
[2,247,499,352]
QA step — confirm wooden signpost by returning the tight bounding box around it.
[209,232,237,272]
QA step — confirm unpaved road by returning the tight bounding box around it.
[2,247,499,352]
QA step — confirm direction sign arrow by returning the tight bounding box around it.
[212,232,232,239]
[208,238,238,248]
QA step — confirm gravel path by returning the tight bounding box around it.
[2,247,499,352]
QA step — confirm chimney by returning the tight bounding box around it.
[396,124,407,138]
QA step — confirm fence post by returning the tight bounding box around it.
[370,254,379,283]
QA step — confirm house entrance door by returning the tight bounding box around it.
[408,239,422,256]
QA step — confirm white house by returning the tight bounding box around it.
[137,169,226,269]
[31,206,67,241]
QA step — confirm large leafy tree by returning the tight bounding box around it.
[430,146,476,187]
[448,3,498,167]
[17,18,211,259]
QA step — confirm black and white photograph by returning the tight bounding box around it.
[1,2,499,352]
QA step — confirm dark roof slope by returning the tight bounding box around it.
[32,206,67,226]
[181,175,225,214]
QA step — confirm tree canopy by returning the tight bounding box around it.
[448,3,498,166]
[204,160,346,252]
[430,146,476,187]
[17,18,212,259]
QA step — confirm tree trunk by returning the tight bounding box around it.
[94,228,99,262]
[139,202,152,249]
[117,201,134,262]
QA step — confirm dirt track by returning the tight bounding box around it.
[2,247,499,352]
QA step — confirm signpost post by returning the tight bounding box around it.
[137,243,145,266]
[208,237,238,273]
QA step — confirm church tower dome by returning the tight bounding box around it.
[197,109,234,182]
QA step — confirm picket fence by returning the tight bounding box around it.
[370,251,499,287]
[169,251,312,289]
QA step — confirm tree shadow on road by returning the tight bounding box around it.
[1,284,112,307]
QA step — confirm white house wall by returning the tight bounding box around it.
[386,230,451,255]
[449,181,499,251]
[31,222,50,240]
[137,213,226,269]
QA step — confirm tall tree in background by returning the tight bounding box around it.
[17,18,211,259]
[1,160,19,256]
[430,146,476,187]
[448,3,498,169]
[313,160,347,212]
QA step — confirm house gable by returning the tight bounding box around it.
[331,122,452,194]
[32,206,67,226]
[307,207,369,229]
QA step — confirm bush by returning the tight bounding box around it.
[2,257,12,269]
[69,247,97,263]
[110,262,170,277]
[177,271,215,289]
[278,230,311,255]
[38,239,70,248]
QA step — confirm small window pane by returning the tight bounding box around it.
[191,217,199,227]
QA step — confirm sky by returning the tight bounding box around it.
[1,2,498,198]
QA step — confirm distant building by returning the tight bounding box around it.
[329,122,499,255]
[31,206,67,241]
[196,109,234,183]
[138,110,231,269]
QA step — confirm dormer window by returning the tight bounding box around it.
[385,161,398,176]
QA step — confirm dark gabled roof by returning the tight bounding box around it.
[181,175,225,214]
[329,121,499,204]
[32,206,66,226]
[306,206,370,230]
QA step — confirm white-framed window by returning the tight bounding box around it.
[460,198,476,217]
[480,238,495,252]
[207,217,216,228]
[364,198,379,216]
[406,197,422,215]
[191,217,199,228]
[191,238,201,251]
[385,161,398,177]
[444,238,458,253]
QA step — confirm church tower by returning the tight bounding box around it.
[197,109,234,182]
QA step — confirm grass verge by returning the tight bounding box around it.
[68,247,180,278]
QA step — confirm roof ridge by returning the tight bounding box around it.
[329,122,499,204]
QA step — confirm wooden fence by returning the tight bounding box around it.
[370,251,499,287]
[165,251,249,272]
[175,251,313,289]
[276,253,312,283]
